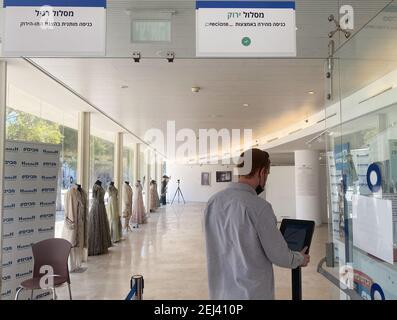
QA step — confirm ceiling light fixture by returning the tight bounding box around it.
[191,86,200,93]
[243,103,249,107]
[308,91,315,95]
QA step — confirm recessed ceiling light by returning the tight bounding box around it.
[243,103,249,107]
[308,91,315,95]
[191,86,200,93]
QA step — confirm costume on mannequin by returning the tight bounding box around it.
[88,180,112,256]
[130,180,146,225]
[160,175,169,205]
[107,182,122,243]
[122,181,133,232]
[149,180,160,212]
[62,184,88,272]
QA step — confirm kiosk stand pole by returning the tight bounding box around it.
[292,267,302,300]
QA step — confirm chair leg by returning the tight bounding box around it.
[52,288,57,300]
[15,287,23,300]
[67,283,73,300]
[31,290,34,300]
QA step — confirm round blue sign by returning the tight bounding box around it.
[370,283,385,300]
[366,163,382,192]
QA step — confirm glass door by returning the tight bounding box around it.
[325,0,397,300]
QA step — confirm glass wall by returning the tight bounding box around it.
[123,146,134,184]
[5,107,78,219]
[89,135,115,194]
[324,0,397,300]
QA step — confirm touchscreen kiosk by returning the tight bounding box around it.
[280,219,315,300]
[280,219,315,253]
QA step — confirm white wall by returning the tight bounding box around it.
[166,163,237,203]
[166,163,328,223]
[264,166,296,221]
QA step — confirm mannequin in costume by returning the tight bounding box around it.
[130,180,146,225]
[122,181,133,232]
[107,182,122,243]
[149,180,160,212]
[88,180,112,256]
[160,175,170,205]
[62,183,88,272]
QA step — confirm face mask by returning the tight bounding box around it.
[255,185,264,195]
[255,168,266,195]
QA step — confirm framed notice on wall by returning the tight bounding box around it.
[201,172,211,186]
[216,171,232,183]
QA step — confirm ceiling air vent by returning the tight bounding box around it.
[132,20,171,43]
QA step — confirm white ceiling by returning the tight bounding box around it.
[30,57,326,141]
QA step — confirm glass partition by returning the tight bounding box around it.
[325,0,397,300]
[5,62,80,229]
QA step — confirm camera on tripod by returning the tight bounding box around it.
[172,179,185,204]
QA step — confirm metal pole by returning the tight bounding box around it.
[132,275,144,300]
[292,268,302,300]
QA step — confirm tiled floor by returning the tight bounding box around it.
[55,203,339,300]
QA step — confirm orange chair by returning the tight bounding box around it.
[15,238,73,300]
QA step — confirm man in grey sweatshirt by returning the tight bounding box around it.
[204,148,310,300]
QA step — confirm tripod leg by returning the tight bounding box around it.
[171,188,178,204]
[179,189,186,204]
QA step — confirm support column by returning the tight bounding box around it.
[114,132,123,211]
[154,153,158,183]
[134,143,140,184]
[145,149,151,214]
[77,112,90,192]
[0,61,7,296]
[294,150,322,225]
